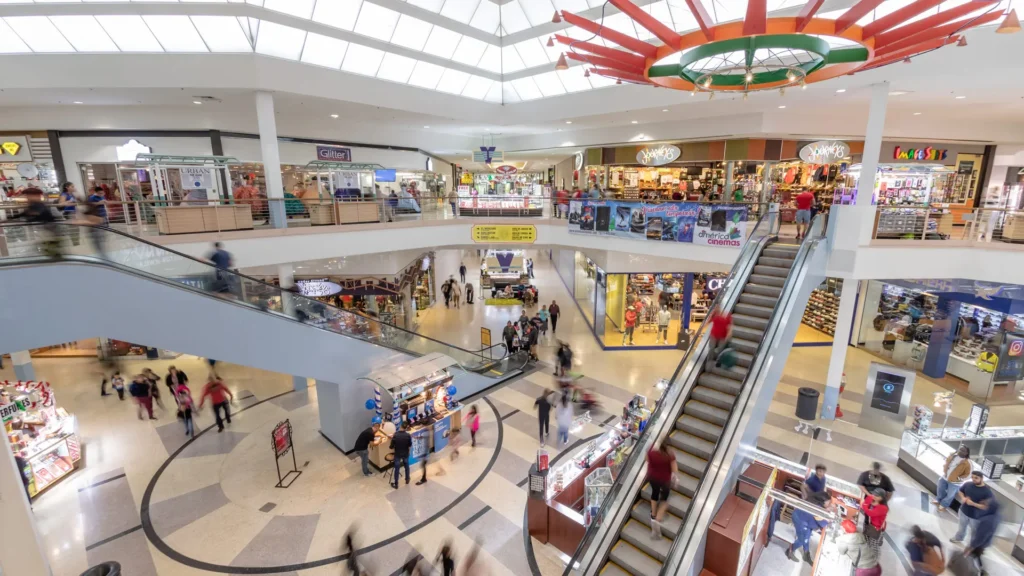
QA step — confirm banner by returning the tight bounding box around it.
[471,224,537,243]
[567,200,744,248]
[180,167,212,190]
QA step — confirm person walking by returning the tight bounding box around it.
[837,520,881,576]
[539,305,550,340]
[387,189,398,222]
[464,404,480,447]
[207,241,234,296]
[447,187,458,216]
[622,305,638,345]
[451,281,462,309]
[709,306,733,361]
[966,498,1000,575]
[527,257,534,279]
[165,365,189,406]
[646,441,678,539]
[503,321,517,354]
[549,300,560,334]
[198,374,234,433]
[933,445,972,512]
[656,305,672,344]
[435,540,455,576]
[175,380,197,438]
[465,282,474,304]
[556,341,573,376]
[555,394,573,447]
[87,186,108,225]
[390,421,413,488]
[527,323,540,361]
[354,421,381,477]
[143,368,165,411]
[951,470,995,545]
[459,262,467,284]
[58,181,80,246]
[906,525,944,576]
[860,488,890,554]
[794,188,814,240]
[787,491,831,563]
[534,389,552,444]
[442,278,452,308]
[100,370,112,397]
[111,371,125,401]
[129,374,156,420]
[519,310,530,334]
[344,530,365,576]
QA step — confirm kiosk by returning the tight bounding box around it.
[303,161,383,225]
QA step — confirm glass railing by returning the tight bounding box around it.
[659,214,825,575]
[564,210,779,575]
[0,222,519,375]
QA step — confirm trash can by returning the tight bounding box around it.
[80,561,121,576]
[795,387,819,421]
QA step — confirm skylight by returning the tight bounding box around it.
[144,15,208,52]
[300,32,347,68]
[254,20,305,60]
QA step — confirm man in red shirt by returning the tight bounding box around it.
[622,306,638,346]
[794,189,815,240]
[646,442,677,538]
[556,188,570,219]
[710,306,733,360]
[199,375,235,432]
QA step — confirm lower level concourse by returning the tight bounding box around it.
[6,250,1024,576]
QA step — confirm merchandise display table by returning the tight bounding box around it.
[336,200,380,224]
[155,204,254,234]
[307,202,336,225]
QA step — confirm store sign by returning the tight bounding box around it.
[316,145,352,162]
[0,401,19,422]
[116,139,151,162]
[799,140,850,164]
[272,420,292,457]
[566,200,747,249]
[495,165,518,175]
[893,146,948,161]
[707,277,725,292]
[574,151,584,171]
[0,136,31,162]
[471,224,537,244]
[636,144,681,166]
[957,160,975,175]
[473,146,502,164]
[296,278,342,297]
[993,332,1024,383]
[180,167,212,190]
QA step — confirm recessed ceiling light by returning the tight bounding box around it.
[913,112,922,116]
[565,121,572,124]
[890,91,908,96]
[778,105,786,109]
[662,109,668,112]
[955,95,966,99]
[561,141,575,147]
[835,89,846,93]
[193,101,202,105]
[72,101,83,104]
[330,114,339,118]
[631,120,638,124]
[423,125,429,128]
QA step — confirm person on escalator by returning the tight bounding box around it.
[795,189,815,240]
[709,306,733,364]
[208,242,235,297]
[646,441,677,540]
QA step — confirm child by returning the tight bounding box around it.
[176,383,197,438]
[464,405,480,447]
[111,372,125,401]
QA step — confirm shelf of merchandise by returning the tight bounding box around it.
[629,274,655,296]
[802,288,839,336]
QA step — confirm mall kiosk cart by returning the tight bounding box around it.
[480,249,529,291]
[2,381,82,499]
[363,353,463,470]
[133,154,253,234]
[303,161,384,224]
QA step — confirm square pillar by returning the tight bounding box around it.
[11,350,34,381]
[255,91,286,229]
[923,298,959,379]
[822,281,858,420]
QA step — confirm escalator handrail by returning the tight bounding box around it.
[658,215,826,575]
[564,212,777,575]
[0,222,496,364]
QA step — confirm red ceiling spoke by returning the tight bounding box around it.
[875,11,1002,56]
[744,0,768,35]
[859,37,958,71]
[554,35,649,69]
[860,0,943,40]
[566,51,646,74]
[588,67,652,84]
[874,1,997,48]
[609,0,683,49]
[835,0,887,35]
[684,0,716,41]
[560,10,659,58]
[795,0,826,32]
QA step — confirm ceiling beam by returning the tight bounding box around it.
[554,35,648,69]
[609,0,682,49]
[560,10,659,58]
[566,51,646,75]
[744,0,768,36]
[834,0,887,35]
[860,0,943,40]
[875,11,1002,57]
[860,37,958,71]
[795,0,827,32]
[499,0,662,46]
[873,1,997,48]
[588,67,651,84]
[684,0,716,41]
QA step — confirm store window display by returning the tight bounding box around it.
[800,278,842,343]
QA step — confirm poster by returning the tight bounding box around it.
[993,333,1024,384]
[870,371,907,414]
[409,427,430,465]
[433,415,451,452]
[180,167,212,190]
[568,199,740,248]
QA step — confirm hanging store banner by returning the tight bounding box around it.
[471,224,537,244]
[316,145,352,162]
[180,167,213,190]
[567,200,744,248]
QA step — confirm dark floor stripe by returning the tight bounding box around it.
[516,477,529,488]
[78,472,126,492]
[522,505,543,576]
[458,505,492,530]
[501,409,521,420]
[140,393,506,574]
[600,415,617,426]
[387,553,424,576]
[85,524,142,551]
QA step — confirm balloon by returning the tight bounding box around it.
[364,399,375,410]
[447,385,457,396]
[382,421,396,436]
[371,416,382,424]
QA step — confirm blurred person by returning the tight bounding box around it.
[465,281,474,304]
[549,300,561,333]
[390,421,412,488]
[459,262,467,283]
[527,257,534,279]
[709,306,733,362]
[129,374,156,420]
[794,188,814,240]
[175,379,197,438]
[556,187,570,219]
[966,497,1000,575]
[519,310,530,334]
[58,181,80,246]
[534,389,552,444]
[110,371,125,401]
[447,187,458,216]
[464,404,481,447]
[933,445,971,512]
[435,539,455,576]
[906,525,944,576]
[207,242,235,296]
[951,470,994,545]
[787,491,831,563]
[451,281,462,309]
[837,519,880,576]
[526,323,539,361]
[538,305,550,340]
[142,368,166,411]
[622,305,638,346]
[556,341,573,377]
[344,529,366,576]
[165,365,189,406]
[87,186,108,224]
[555,394,573,447]
[646,441,678,539]
[589,183,601,199]
[442,278,452,308]
[81,193,110,259]
[353,420,381,477]
[198,374,234,432]
[386,188,398,222]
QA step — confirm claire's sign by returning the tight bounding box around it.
[316,145,352,162]
[894,146,948,161]
[636,144,681,166]
[799,140,850,164]
[495,165,517,175]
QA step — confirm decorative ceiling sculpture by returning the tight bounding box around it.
[554,0,1019,96]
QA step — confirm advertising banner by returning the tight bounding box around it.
[568,200,743,248]
[180,167,212,190]
[433,414,451,452]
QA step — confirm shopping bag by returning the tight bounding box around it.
[717,347,738,369]
[946,550,981,576]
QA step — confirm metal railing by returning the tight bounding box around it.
[872,205,1024,244]
[0,196,770,239]
[563,210,780,576]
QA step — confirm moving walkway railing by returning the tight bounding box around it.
[0,222,510,373]
[564,211,780,576]
[658,214,826,576]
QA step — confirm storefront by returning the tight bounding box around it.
[769,139,861,222]
[854,279,1024,404]
[0,133,60,199]
[469,170,545,196]
[3,380,82,500]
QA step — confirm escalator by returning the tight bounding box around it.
[0,222,526,390]
[600,241,799,576]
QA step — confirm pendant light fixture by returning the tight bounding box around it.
[997,9,1021,33]
[583,69,590,77]
[957,36,967,47]
[546,36,555,47]
[555,53,569,70]
[552,11,562,24]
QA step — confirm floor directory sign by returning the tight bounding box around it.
[860,362,916,437]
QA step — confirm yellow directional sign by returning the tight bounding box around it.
[471,224,537,244]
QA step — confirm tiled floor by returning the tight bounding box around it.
[10,248,1024,576]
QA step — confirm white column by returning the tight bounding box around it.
[278,263,295,317]
[761,161,774,203]
[255,91,286,229]
[821,280,859,420]
[11,350,34,381]
[1,439,50,576]
[725,161,735,196]
[854,82,889,243]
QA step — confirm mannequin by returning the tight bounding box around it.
[656,305,672,344]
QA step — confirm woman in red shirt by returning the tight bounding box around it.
[709,307,733,359]
[646,442,677,538]
[860,488,889,550]
[622,306,638,346]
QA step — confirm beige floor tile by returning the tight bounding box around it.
[162,502,273,566]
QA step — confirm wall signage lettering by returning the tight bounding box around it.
[495,165,517,175]
[799,140,850,164]
[636,144,681,166]
[894,146,948,161]
[316,145,352,162]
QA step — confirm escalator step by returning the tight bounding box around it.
[608,541,664,576]
[731,325,766,343]
[735,302,775,318]
[733,313,768,331]
[641,482,693,514]
[697,372,743,395]
[676,414,724,442]
[763,247,798,260]
[757,256,794,268]
[684,400,729,427]
[745,284,783,299]
[668,445,710,478]
[691,386,737,411]
[600,561,633,576]
[631,501,683,539]
[620,519,673,562]
[738,293,778,309]
[753,265,789,278]
[669,430,715,460]
[705,365,748,384]
[729,340,758,357]
[749,274,786,287]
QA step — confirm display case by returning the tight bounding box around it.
[23,417,81,496]
[583,467,613,527]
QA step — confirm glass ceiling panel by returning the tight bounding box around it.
[144,15,208,52]
[469,1,500,34]
[354,2,400,42]
[311,0,362,32]
[462,74,492,99]
[511,76,543,100]
[451,35,487,67]
[406,0,444,13]
[96,15,164,51]
[391,14,433,51]
[300,31,347,68]
[502,44,526,73]
[437,67,471,94]
[340,42,384,75]
[522,0,556,28]
[554,0,590,12]
[483,81,503,102]
[5,16,74,52]
[376,51,417,83]
[263,0,314,19]
[514,37,550,69]
[558,66,593,92]
[440,0,479,24]
[500,1,532,35]
[191,16,252,52]
[422,25,461,59]
[533,70,568,97]
[0,18,31,53]
[49,15,118,52]
[502,82,523,103]
[254,19,306,59]
[407,60,445,89]
[476,43,501,73]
